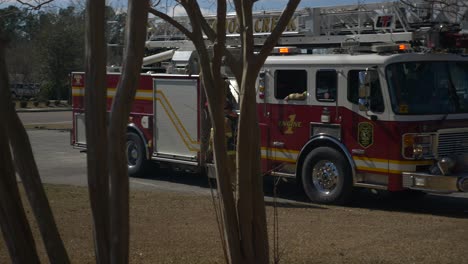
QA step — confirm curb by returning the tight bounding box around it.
[16,108,72,113]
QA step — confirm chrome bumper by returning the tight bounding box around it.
[402,172,468,193]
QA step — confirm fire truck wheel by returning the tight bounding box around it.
[301,147,353,204]
[126,132,148,177]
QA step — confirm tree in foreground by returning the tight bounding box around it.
[0,0,149,263]
[84,0,149,263]
[2,0,301,263]
[150,0,300,263]
[0,18,70,264]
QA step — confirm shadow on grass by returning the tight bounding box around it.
[137,168,468,218]
[264,176,468,219]
[345,189,468,219]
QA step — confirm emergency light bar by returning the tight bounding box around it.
[398,44,410,51]
[272,46,301,55]
[371,43,410,53]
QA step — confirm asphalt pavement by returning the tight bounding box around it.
[28,129,214,195]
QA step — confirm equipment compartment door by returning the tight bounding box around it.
[153,78,199,161]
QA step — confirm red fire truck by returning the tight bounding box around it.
[71,2,468,203]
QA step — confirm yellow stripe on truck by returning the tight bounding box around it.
[155,91,198,145]
[258,147,434,175]
[72,87,153,101]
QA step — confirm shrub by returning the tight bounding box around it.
[54,100,61,106]
[20,101,28,108]
[45,100,50,107]
[39,82,55,100]
[33,101,39,107]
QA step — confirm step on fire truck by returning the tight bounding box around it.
[71,1,468,204]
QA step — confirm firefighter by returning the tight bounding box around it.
[224,99,237,186]
[208,99,238,191]
[224,99,237,158]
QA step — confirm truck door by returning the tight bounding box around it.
[259,69,310,174]
[343,69,390,188]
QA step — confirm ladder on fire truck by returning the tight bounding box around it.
[145,0,466,53]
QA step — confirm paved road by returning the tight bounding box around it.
[29,129,212,195]
[26,129,468,216]
[18,111,72,127]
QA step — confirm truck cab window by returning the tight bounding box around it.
[316,70,337,102]
[275,70,307,100]
[348,70,384,112]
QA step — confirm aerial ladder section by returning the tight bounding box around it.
[145,0,467,51]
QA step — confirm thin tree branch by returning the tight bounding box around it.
[399,0,467,20]
[191,0,217,41]
[150,0,162,8]
[256,0,301,68]
[16,0,55,10]
[189,4,241,81]
[232,0,245,53]
[212,0,226,69]
[148,8,193,40]
[224,48,241,81]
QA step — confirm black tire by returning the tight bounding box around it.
[301,147,353,204]
[126,132,148,177]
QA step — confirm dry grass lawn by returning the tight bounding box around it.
[0,184,467,263]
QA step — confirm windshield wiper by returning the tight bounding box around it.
[446,64,460,112]
[440,112,449,122]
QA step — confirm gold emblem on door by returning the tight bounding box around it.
[358,122,374,148]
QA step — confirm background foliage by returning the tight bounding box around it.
[0,4,125,100]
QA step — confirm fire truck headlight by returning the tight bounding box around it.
[402,133,435,159]
[413,144,431,158]
[413,144,424,157]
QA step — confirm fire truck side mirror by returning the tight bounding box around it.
[358,71,370,111]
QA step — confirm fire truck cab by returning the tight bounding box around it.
[257,49,468,203]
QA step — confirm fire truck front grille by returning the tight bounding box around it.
[437,130,468,158]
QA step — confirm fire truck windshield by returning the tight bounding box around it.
[386,61,468,115]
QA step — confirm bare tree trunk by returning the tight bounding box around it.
[166,1,244,262]
[0,130,39,264]
[108,0,149,263]
[150,1,300,263]
[0,32,40,264]
[85,0,110,263]
[231,2,269,263]
[233,1,301,262]
[2,25,70,263]
[6,97,70,264]
[209,97,242,264]
[237,70,268,264]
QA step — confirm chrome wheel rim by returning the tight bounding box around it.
[126,141,139,167]
[311,160,339,195]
